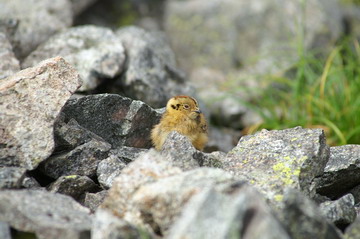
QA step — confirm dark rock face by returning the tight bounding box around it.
[0,190,92,239]
[39,137,111,179]
[316,145,360,199]
[223,127,329,204]
[48,175,101,201]
[0,57,81,170]
[282,189,343,239]
[61,93,161,148]
[115,26,195,108]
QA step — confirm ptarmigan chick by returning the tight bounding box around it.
[151,95,208,151]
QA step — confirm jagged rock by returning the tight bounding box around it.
[168,182,290,239]
[61,93,161,148]
[0,222,11,239]
[102,149,234,235]
[161,131,223,170]
[320,194,357,228]
[165,0,342,74]
[0,189,92,239]
[23,25,126,91]
[130,168,234,235]
[0,0,73,59]
[54,117,108,151]
[0,167,26,189]
[0,57,81,170]
[282,189,343,239]
[40,136,111,179]
[97,146,147,189]
[92,209,154,239]
[316,145,360,199]
[115,26,195,108]
[48,175,101,201]
[223,127,329,204]
[0,32,20,79]
[22,175,41,189]
[345,217,360,239]
[82,190,108,212]
[101,149,183,229]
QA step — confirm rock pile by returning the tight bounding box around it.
[1,0,360,238]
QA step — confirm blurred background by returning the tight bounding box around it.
[3,0,360,147]
[76,0,360,146]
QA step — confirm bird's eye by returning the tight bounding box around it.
[183,104,190,109]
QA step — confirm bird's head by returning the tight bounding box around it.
[166,95,202,120]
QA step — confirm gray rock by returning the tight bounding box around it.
[0,189,92,239]
[0,57,81,170]
[48,175,100,201]
[70,0,97,16]
[23,25,126,91]
[0,32,20,79]
[0,167,26,189]
[61,93,161,148]
[101,149,183,229]
[82,190,108,212]
[320,194,357,227]
[115,26,195,108]
[54,117,109,151]
[97,146,147,189]
[0,222,11,239]
[102,148,234,236]
[40,136,111,179]
[161,131,223,170]
[316,145,360,199]
[22,175,41,189]
[282,189,343,239]
[129,167,234,235]
[165,0,342,74]
[92,209,154,239]
[168,182,290,239]
[345,217,360,239]
[0,0,73,59]
[223,127,329,204]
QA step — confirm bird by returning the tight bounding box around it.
[151,95,208,151]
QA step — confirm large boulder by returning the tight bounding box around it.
[61,93,161,148]
[0,0,73,59]
[222,127,329,204]
[168,182,291,239]
[23,25,126,91]
[0,189,92,239]
[0,57,81,170]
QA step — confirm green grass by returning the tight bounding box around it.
[243,38,360,146]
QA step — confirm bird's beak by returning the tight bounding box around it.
[194,109,201,114]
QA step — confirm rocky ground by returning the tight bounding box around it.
[1,0,360,239]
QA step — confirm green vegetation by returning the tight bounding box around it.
[244,38,360,146]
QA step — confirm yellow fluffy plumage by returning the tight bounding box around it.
[151,95,208,151]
